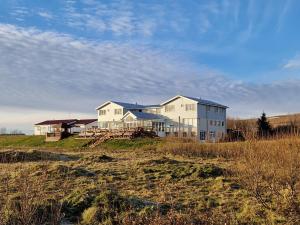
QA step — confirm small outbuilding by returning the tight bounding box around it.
[34,119,97,136]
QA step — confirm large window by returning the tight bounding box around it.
[214,107,218,113]
[165,105,175,112]
[185,104,195,111]
[99,110,106,115]
[200,131,206,140]
[114,108,122,115]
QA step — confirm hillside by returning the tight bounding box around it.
[1,136,300,224]
[233,113,300,127]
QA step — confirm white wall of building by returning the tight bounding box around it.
[198,104,226,142]
[97,102,126,126]
[34,125,51,135]
[96,96,227,142]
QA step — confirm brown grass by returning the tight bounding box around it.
[1,136,300,224]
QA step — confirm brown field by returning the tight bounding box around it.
[0,136,300,224]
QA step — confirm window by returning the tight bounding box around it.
[165,105,175,112]
[99,110,106,115]
[210,120,213,126]
[209,131,216,139]
[114,108,122,115]
[185,104,195,111]
[218,121,221,126]
[214,107,218,113]
[222,121,224,126]
[206,106,211,112]
[200,131,206,140]
[214,120,217,126]
[99,122,108,128]
[156,108,161,114]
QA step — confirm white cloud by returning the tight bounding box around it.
[277,0,292,32]
[1,23,300,133]
[37,11,54,20]
[283,55,300,69]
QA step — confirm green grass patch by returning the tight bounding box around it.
[99,138,161,150]
[0,135,91,149]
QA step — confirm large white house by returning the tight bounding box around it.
[96,95,228,142]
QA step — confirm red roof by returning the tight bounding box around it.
[35,119,77,126]
[35,119,97,126]
[76,119,97,125]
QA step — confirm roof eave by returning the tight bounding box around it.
[160,95,199,106]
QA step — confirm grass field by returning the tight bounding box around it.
[0,136,300,224]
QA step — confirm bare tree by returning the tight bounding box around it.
[0,127,7,135]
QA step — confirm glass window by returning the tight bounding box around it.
[210,131,216,139]
[214,107,218,113]
[200,131,206,140]
[114,108,122,115]
[210,120,213,126]
[222,121,224,126]
[99,110,106,115]
[185,104,195,111]
[165,105,175,112]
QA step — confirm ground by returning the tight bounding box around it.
[0,135,299,224]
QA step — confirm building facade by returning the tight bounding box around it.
[96,95,227,142]
[34,119,97,135]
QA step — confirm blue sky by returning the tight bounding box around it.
[0,0,300,133]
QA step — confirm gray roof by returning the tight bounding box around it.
[127,111,164,120]
[112,101,146,109]
[183,96,228,108]
[144,104,161,108]
[97,101,146,110]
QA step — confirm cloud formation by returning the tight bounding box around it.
[284,55,300,69]
[1,23,300,133]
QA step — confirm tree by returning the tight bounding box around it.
[0,127,7,135]
[257,112,272,138]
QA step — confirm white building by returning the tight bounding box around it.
[34,119,97,135]
[96,95,228,142]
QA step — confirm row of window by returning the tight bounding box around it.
[165,104,225,113]
[99,105,225,115]
[165,104,195,112]
[209,120,225,127]
[206,106,225,113]
[199,131,224,141]
[99,108,123,116]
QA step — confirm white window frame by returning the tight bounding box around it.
[114,108,122,115]
[165,105,175,112]
[185,104,195,111]
[99,110,106,115]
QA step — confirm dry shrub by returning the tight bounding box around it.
[237,138,300,224]
[159,138,247,159]
[121,208,237,225]
[0,168,64,225]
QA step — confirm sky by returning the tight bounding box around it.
[1,0,300,134]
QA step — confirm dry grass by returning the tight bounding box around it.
[0,136,300,224]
